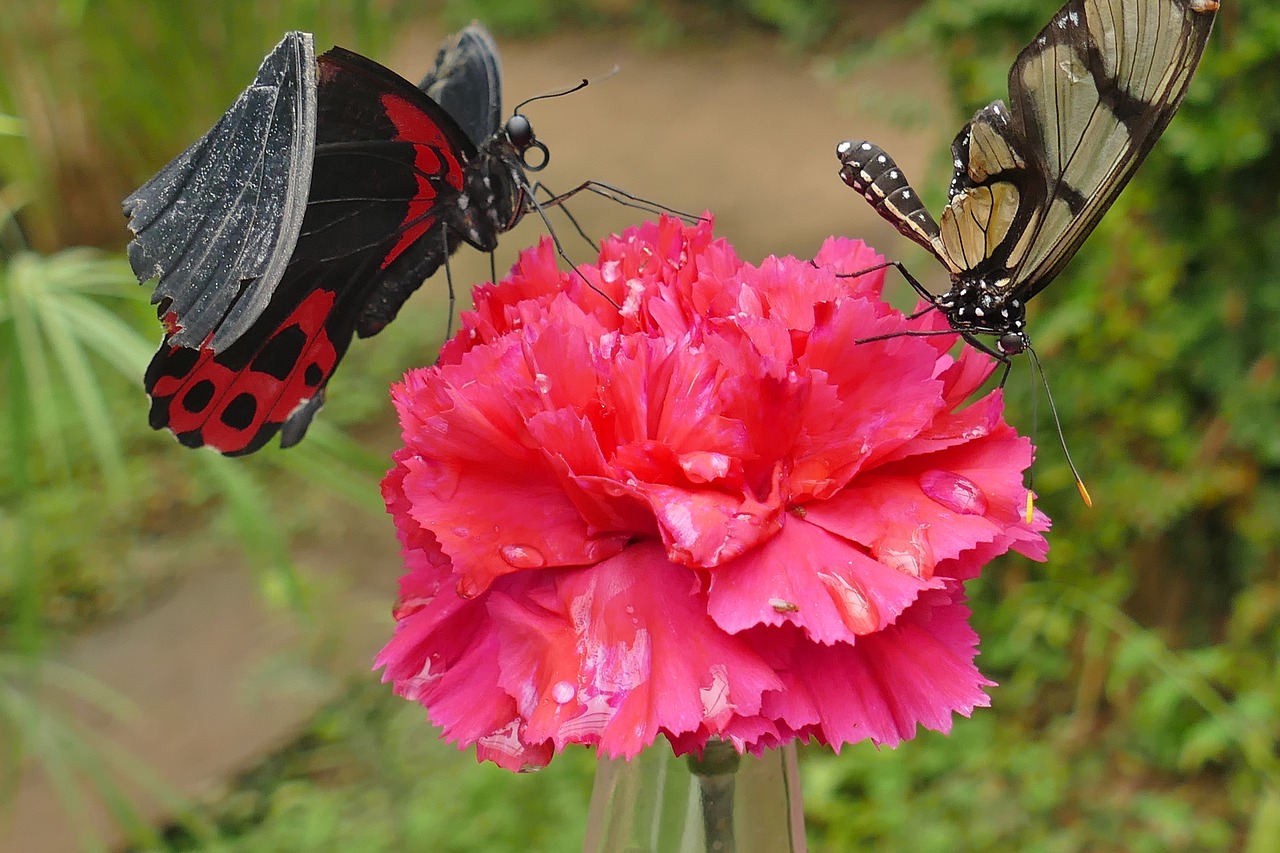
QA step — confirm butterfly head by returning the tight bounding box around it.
[998,331,1028,356]
[503,113,549,172]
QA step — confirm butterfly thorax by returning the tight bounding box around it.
[936,273,1029,355]
[455,114,540,251]
[455,145,523,251]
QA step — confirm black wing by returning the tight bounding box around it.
[141,41,485,456]
[418,23,503,149]
[350,23,504,338]
[124,31,317,351]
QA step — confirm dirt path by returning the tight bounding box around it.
[1,25,949,853]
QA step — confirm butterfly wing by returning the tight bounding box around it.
[936,101,1038,279]
[418,23,502,149]
[356,23,505,336]
[124,32,317,351]
[142,39,482,455]
[1000,0,1218,297]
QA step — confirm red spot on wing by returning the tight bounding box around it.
[379,92,466,269]
[148,289,340,454]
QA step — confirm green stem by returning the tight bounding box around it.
[688,739,742,853]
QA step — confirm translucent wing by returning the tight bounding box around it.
[938,101,1035,277]
[124,32,317,351]
[1003,0,1218,297]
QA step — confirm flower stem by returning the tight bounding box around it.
[688,740,741,852]
[583,739,806,853]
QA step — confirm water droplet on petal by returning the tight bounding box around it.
[499,543,547,569]
[819,572,880,635]
[391,595,430,621]
[919,470,989,515]
[551,681,575,704]
[478,720,525,760]
[879,548,923,578]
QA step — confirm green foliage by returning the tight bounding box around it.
[0,6,413,842]
[131,683,596,853]
[0,0,421,250]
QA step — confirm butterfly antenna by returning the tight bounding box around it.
[1028,344,1092,510]
[513,79,590,115]
[1027,352,1039,523]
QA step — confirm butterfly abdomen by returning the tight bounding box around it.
[837,140,944,254]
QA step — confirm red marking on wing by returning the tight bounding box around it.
[379,91,467,269]
[160,308,181,336]
[149,289,340,454]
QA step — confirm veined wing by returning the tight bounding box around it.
[937,100,1038,278]
[1005,0,1218,298]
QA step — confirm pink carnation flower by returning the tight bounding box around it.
[376,216,1050,770]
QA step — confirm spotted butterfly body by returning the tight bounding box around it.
[837,0,1219,358]
[125,25,541,455]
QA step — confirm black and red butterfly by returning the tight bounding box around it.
[124,24,548,455]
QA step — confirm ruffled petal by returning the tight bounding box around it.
[489,543,782,758]
[379,215,1049,768]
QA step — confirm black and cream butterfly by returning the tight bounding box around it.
[837,0,1219,361]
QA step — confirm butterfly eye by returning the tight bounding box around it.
[505,114,549,171]
[506,114,534,149]
[998,333,1026,356]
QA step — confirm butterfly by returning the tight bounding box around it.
[836,0,1219,361]
[124,24,547,455]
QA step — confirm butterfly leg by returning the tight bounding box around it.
[824,257,941,312]
[956,331,1016,387]
[518,187,620,309]
[442,228,457,339]
[526,180,597,250]
[854,328,960,345]
[538,180,702,224]
[884,259,940,306]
